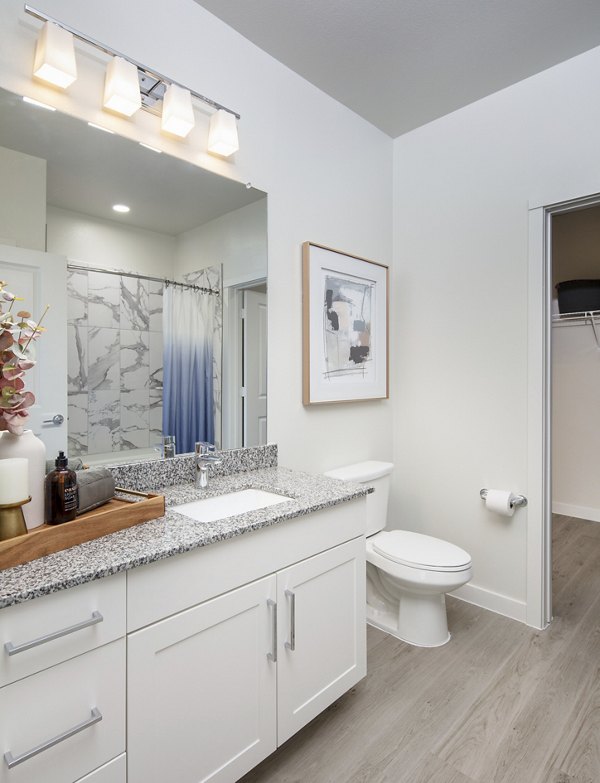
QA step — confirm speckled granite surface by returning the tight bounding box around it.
[0,465,369,609]
[107,443,278,492]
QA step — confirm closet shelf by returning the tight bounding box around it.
[552,310,600,348]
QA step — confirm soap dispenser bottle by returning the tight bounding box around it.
[45,451,78,524]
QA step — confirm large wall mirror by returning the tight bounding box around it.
[0,87,267,463]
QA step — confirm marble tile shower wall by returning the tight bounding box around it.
[67,270,164,457]
[67,266,223,458]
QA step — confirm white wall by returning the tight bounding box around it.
[393,45,600,621]
[0,0,393,475]
[175,199,267,285]
[47,206,176,278]
[0,145,46,249]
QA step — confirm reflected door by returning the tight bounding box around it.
[0,245,67,455]
[243,289,267,446]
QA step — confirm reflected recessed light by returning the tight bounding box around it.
[22,96,56,111]
[112,204,130,213]
[139,142,162,153]
[88,122,114,134]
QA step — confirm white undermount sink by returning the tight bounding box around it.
[173,488,293,523]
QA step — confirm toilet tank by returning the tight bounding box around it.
[324,461,393,536]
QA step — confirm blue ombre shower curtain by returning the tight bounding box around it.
[162,283,215,453]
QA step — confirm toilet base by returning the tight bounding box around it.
[366,590,452,648]
[367,616,451,647]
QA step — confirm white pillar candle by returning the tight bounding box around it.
[0,458,29,504]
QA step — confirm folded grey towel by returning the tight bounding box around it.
[76,468,116,515]
[46,457,85,474]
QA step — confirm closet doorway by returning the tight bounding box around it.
[549,200,600,617]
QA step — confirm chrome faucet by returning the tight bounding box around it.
[195,442,222,490]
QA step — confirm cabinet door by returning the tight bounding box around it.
[127,575,277,783]
[277,536,366,744]
[74,754,126,783]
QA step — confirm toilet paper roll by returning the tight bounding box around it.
[484,489,515,517]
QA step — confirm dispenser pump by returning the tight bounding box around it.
[55,451,69,470]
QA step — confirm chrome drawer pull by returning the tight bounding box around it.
[4,611,104,656]
[267,599,277,662]
[284,589,296,651]
[4,707,102,768]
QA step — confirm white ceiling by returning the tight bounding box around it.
[0,89,265,236]
[195,0,600,137]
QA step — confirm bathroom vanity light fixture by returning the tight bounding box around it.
[161,84,195,138]
[32,20,77,89]
[25,5,241,157]
[103,56,142,117]
[207,109,240,157]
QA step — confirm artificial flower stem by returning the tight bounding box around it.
[20,305,50,355]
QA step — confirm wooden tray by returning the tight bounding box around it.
[0,489,165,571]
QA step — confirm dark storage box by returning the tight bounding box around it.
[556,279,600,314]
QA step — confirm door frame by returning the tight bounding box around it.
[222,273,267,450]
[527,189,600,629]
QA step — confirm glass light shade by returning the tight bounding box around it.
[103,56,141,117]
[207,109,239,157]
[32,22,77,89]
[161,84,195,138]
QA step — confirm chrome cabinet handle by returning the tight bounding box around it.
[267,599,277,662]
[4,611,104,656]
[4,707,102,768]
[284,589,296,651]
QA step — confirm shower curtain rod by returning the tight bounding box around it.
[67,263,220,296]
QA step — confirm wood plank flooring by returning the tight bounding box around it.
[240,515,600,783]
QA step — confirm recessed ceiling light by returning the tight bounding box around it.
[139,142,162,153]
[22,96,56,111]
[88,122,114,134]
[112,204,130,213]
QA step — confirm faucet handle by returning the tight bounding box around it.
[195,442,216,456]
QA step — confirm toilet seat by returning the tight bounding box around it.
[371,530,471,573]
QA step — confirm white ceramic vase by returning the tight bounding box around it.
[0,430,47,529]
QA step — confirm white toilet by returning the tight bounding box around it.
[324,461,472,647]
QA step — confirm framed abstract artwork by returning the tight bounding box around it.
[302,242,389,404]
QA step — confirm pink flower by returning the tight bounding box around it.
[0,292,49,436]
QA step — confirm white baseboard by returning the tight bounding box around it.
[450,582,527,624]
[552,501,600,523]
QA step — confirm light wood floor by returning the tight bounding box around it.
[241,515,600,783]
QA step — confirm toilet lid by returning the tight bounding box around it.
[371,530,471,572]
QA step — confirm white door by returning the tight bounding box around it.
[243,289,267,446]
[127,575,277,783]
[276,537,367,744]
[0,244,67,455]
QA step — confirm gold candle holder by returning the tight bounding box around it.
[0,496,31,541]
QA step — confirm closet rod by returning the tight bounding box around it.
[67,263,220,296]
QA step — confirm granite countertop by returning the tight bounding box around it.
[0,466,369,609]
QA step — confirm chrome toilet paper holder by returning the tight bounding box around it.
[480,489,528,509]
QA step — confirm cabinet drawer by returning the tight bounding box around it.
[75,754,126,783]
[0,573,125,687]
[0,638,125,783]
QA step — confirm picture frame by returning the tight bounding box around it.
[302,242,389,404]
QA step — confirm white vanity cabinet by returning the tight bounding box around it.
[127,575,278,783]
[126,498,366,783]
[276,537,366,744]
[0,574,126,783]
